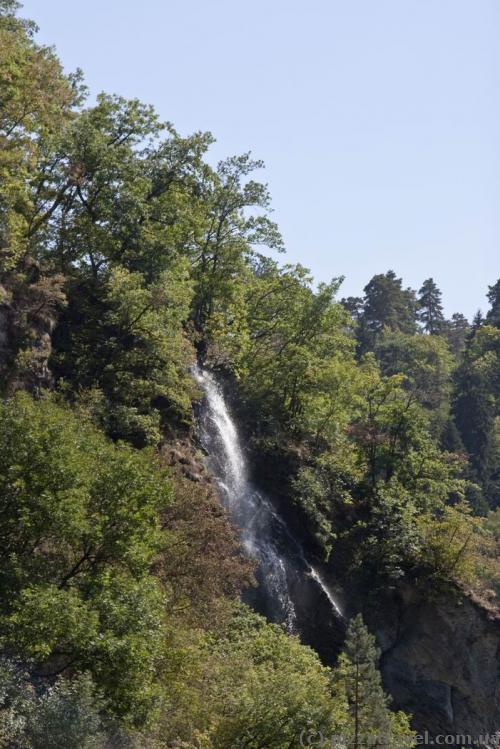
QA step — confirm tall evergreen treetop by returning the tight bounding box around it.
[358,271,417,352]
[418,277,445,334]
[486,279,500,328]
[472,310,484,330]
[334,614,407,748]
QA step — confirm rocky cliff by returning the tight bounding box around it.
[0,270,65,394]
[371,584,500,735]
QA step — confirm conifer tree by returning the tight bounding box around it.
[358,271,417,352]
[472,310,484,330]
[334,614,392,747]
[444,313,470,359]
[418,278,445,334]
[486,279,500,328]
[341,296,364,321]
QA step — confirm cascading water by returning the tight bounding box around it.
[194,365,344,643]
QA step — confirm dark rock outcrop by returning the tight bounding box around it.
[369,584,500,735]
[0,270,65,394]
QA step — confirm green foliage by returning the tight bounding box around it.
[119,605,397,749]
[0,3,496,742]
[351,359,461,503]
[486,279,500,327]
[0,6,75,270]
[443,312,470,359]
[356,271,417,352]
[417,278,445,334]
[417,501,494,588]
[292,451,357,557]
[0,3,77,388]
[333,614,414,748]
[159,476,253,628]
[0,393,171,722]
[453,325,500,507]
[292,358,468,584]
[191,154,284,358]
[239,259,357,436]
[375,331,454,434]
[23,673,106,749]
[40,92,211,279]
[0,661,107,749]
[205,606,344,748]
[53,261,195,445]
[482,509,500,598]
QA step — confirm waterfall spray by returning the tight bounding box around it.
[194,366,343,631]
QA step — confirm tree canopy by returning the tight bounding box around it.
[0,4,497,745]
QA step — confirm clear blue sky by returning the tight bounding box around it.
[21,0,499,319]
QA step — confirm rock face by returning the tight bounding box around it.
[0,273,65,394]
[371,584,500,735]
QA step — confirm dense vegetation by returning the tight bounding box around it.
[0,2,498,744]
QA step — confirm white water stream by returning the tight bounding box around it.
[194,366,343,631]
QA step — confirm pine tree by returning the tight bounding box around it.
[358,271,417,352]
[341,296,364,321]
[472,310,484,330]
[335,614,392,748]
[486,279,500,327]
[418,278,445,334]
[444,313,470,359]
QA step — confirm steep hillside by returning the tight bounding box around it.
[0,3,499,744]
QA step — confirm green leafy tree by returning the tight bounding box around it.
[53,261,195,445]
[291,357,466,584]
[453,326,500,508]
[417,501,494,588]
[482,509,500,598]
[25,673,107,749]
[191,154,284,363]
[0,3,75,271]
[43,93,210,280]
[351,360,454,499]
[0,660,110,749]
[328,359,468,585]
[0,393,172,723]
[241,260,356,436]
[375,331,454,435]
[157,605,349,749]
[0,3,80,391]
[292,450,359,558]
[341,295,364,322]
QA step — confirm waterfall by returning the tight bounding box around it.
[194,366,343,634]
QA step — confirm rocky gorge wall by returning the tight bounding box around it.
[0,272,64,394]
[373,584,500,735]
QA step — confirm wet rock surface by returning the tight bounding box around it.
[371,584,500,734]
